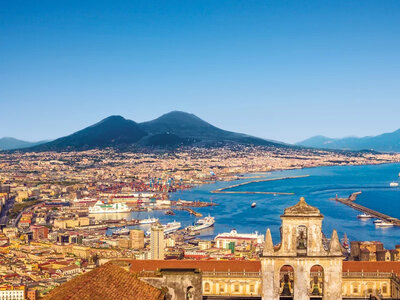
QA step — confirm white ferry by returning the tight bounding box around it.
[89,201,130,214]
[139,217,159,225]
[357,213,373,219]
[187,216,215,232]
[390,182,399,187]
[112,227,130,235]
[375,221,394,228]
[163,221,181,234]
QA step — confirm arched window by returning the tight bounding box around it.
[296,225,307,256]
[280,265,294,299]
[204,282,210,293]
[186,286,194,300]
[310,265,324,299]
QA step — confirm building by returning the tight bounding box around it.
[261,197,343,300]
[42,262,165,300]
[130,229,144,249]
[31,225,49,241]
[150,223,164,260]
[214,229,264,249]
[0,285,26,300]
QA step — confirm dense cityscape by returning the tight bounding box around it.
[0,146,399,299]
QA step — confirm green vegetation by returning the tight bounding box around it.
[8,199,42,219]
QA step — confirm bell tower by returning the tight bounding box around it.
[260,197,343,300]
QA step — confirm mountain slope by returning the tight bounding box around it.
[297,129,400,152]
[0,137,47,150]
[139,111,278,147]
[19,111,286,152]
[28,116,147,151]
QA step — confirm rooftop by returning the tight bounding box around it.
[283,197,322,217]
[42,262,165,300]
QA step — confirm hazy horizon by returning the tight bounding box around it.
[1,1,400,143]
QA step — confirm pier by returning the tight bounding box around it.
[211,175,309,194]
[176,207,203,217]
[330,193,400,227]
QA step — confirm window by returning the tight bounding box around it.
[204,283,210,292]
[250,284,255,293]
[368,288,373,293]
[353,286,358,293]
[219,284,225,293]
[234,284,239,292]
[383,285,387,293]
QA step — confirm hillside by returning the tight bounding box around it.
[297,129,400,152]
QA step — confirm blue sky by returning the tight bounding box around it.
[1,1,399,143]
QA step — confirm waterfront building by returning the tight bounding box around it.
[150,223,164,260]
[214,229,264,249]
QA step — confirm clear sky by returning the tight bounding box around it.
[1,1,399,143]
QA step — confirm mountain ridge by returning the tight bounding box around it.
[297,129,400,152]
[17,111,285,152]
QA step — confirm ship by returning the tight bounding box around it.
[251,202,256,208]
[390,182,399,187]
[138,217,159,224]
[187,216,215,232]
[112,227,130,235]
[163,221,181,234]
[375,221,394,228]
[357,213,373,219]
[89,200,130,214]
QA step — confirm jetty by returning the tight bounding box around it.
[176,207,203,217]
[330,192,400,227]
[211,175,309,194]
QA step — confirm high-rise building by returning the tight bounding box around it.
[150,223,164,260]
[130,229,144,249]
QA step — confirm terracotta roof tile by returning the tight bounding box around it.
[343,261,400,276]
[129,260,261,273]
[43,262,165,300]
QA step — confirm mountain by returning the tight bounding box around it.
[27,116,147,151]
[0,137,47,150]
[20,111,284,152]
[297,129,400,152]
[139,111,275,147]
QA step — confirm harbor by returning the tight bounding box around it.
[330,192,400,227]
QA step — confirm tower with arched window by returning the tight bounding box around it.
[261,197,343,300]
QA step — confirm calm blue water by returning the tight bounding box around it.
[113,163,400,248]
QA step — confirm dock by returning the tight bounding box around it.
[176,207,203,217]
[211,175,309,194]
[330,193,400,227]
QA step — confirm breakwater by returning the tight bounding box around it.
[330,195,400,227]
[211,175,309,194]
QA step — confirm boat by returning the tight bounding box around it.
[188,216,215,232]
[138,217,159,225]
[89,201,130,214]
[163,221,181,234]
[390,182,399,187]
[375,221,394,227]
[112,227,130,235]
[165,210,175,215]
[357,213,373,219]
[251,202,256,208]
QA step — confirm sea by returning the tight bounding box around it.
[109,163,400,248]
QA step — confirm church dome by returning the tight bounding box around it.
[283,197,322,217]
